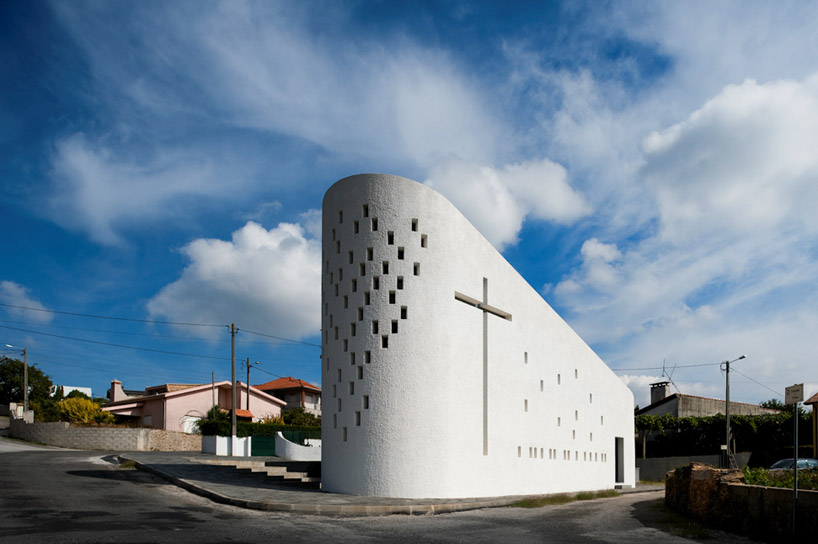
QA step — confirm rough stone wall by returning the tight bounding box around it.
[147,429,201,451]
[666,462,818,541]
[10,419,201,451]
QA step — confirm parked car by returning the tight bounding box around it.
[769,458,818,470]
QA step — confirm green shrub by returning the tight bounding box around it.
[742,466,818,490]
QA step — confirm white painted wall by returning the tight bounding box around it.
[321,174,635,498]
[275,432,322,461]
[201,435,251,456]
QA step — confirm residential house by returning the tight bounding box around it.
[254,377,321,416]
[636,381,780,417]
[103,379,286,433]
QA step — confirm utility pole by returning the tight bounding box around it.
[211,371,215,413]
[245,357,250,411]
[23,347,28,412]
[230,323,238,445]
[721,355,746,469]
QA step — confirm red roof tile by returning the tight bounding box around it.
[235,409,253,418]
[805,392,818,405]
[255,376,320,392]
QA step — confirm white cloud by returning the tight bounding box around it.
[147,221,321,340]
[298,209,322,240]
[552,73,818,405]
[425,157,591,250]
[0,281,53,324]
[48,134,250,245]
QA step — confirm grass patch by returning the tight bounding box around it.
[512,489,619,508]
[118,460,137,470]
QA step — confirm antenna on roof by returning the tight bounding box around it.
[662,358,682,394]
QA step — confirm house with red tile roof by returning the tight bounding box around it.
[254,377,321,416]
[103,379,286,433]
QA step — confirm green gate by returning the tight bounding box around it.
[251,435,276,456]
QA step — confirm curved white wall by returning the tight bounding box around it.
[321,174,635,498]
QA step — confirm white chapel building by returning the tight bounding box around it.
[321,173,635,498]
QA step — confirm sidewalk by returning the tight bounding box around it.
[121,451,664,517]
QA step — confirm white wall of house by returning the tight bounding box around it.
[321,174,635,499]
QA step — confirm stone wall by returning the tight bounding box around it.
[666,462,818,541]
[10,418,201,451]
[637,452,751,481]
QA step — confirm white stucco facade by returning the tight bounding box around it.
[321,173,635,498]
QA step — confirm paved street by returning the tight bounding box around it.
[0,439,756,544]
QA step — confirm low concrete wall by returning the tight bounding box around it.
[275,432,321,461]
[10,418,201,451]
[666,462,818,541]
[637,452,752,481]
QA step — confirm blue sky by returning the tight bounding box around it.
[2,1,818,408]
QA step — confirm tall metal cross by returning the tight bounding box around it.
[455,278,512,456]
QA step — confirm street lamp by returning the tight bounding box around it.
[721,354,747,468]
[3,344,28,411]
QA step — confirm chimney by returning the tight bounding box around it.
[650,381,671,405]
[110,379,126,402]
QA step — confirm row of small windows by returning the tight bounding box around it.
[517,447,608,462]
[327,261,421,287]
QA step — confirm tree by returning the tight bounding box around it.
[66,389,90,400]
[282,407,321,427]
[59,397,114,424]
[760,399,787,411]
[0,357,53,405]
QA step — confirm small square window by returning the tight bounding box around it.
[334,326,338,340]
[413,262,420,276]
[373,276,380,290]
[355,411,361,426]
[351,279,357,292]
[411,218,418,231]
[349,381,354,395]
[371,218,378,231]
[389,291,395,304]
[350,323,356,336]
[337,369,342,382]
[397,247,404,260]
[421,234,427,248]
[387,231,394,245]
[364,292,371,305]
[330,272,334,284]
[400,306,407,319]
[364,350,371,364]
[343,295,348,309]
[333,384,336,398]
[343,339,348,352]
[391,320,398,333]
[382,335,388,348]
[397,276,404,289]
[334,284,339,296]
[339,210,343,223]
[382,261,389,274]
[360,263,366,276]
[332,228,336,241]
[350,352,356,365]
[336,241,340,254]
[358,307,364,321]
[363,395,369,409]
[348,251,354,264]
[363,204,369,217]
[367,247,373,261]
[524,399,528,412]
[372,320,379,334]
[343,427,347,441]
[338,268,343,281]
[334,414,337,428]
[357,366,363,379]
[353,220,359,233]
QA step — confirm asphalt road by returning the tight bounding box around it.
[0,439,756,544]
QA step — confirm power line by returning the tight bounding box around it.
[0,303,223,327]
[732,368,783,399]
[612,361,721,372]
[242,328,321,347]
[0,324,228,360]
[0,318,222,342]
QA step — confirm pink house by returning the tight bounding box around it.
[103,379,286,433]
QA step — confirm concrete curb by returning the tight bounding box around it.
[120,454,518,517]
